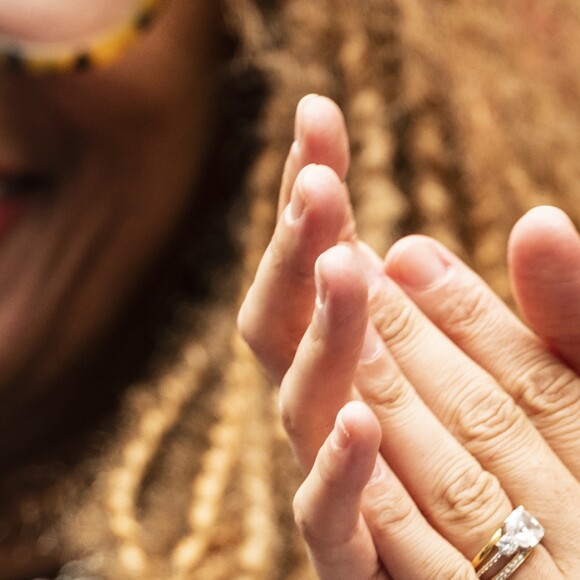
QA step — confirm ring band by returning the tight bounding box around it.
[471,506,544,579]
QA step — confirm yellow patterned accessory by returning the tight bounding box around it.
[0,0,168,75]
[471,506,544,580]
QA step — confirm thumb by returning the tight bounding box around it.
[509,205,580,373]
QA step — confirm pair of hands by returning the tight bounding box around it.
[238,95,580,579]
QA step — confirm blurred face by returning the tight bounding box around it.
[0,1,221,396]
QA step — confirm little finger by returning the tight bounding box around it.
[293,401,387,580]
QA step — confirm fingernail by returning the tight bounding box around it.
[314,258,327,309]
[389,237,449,289]
[295,94,318,141]
[289,173,305,221]
[360,322,382,361]
[330,412,350,449]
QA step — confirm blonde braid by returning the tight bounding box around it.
[338,0,409,255]
[167,10,297,564]
[403,106,467,257]
[105,342,210,576]
[235,356,276,578]
[170,336,251,575]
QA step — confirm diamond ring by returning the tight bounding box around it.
[471,506,544,579]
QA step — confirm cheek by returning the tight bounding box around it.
[40,0,219,172]
[39,0,220,253]
[0,1,221,390]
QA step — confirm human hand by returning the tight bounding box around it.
[238,96,580,578]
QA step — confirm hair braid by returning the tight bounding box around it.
[338,0,410,254]
[104,341,211,576]
[235,365,276,578]
[170,337,252,576]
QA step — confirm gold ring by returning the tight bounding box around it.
[471,506,544,579]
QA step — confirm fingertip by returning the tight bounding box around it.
[316,243,361,275]
[385,235,452,290]
[324,402,381,489]
[337,401,382,452]
[508,206,580,357]
[288,164,346,227]
[508,206,580,272]
[509,206,580,304]
[295,95,350,181]
[315,245,369,307]
[298,163,343,197]
[514,205,574,231]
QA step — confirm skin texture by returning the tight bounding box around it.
[239,95,580,578]
[0,1,220,450]
[509,206,580,373]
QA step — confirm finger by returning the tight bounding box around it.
[384,234,580,478]
[278,95,350,219]
[279,245,368,470]
[355,323,510,554]
[239,164,353,382]
[362,459,478,580]
[509,205,580,373]
[293,401,387,580]
[354,242,580,570]
[240,96,355,381]
[355,323,559,578]
[296,400,484,580]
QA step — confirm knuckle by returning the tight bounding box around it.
[237,288,277,359]
[369,286,421,352]
[513,359,580,418]
[278,392,300,441]
[362,373,415,417]
[454,386,524,449]
[292,487,306,528]
[293,487,360,552]
[238,299,304,381]
[278,385,328,450]
[237,290,258,344]
[433,460,503,528]
[292,488,319,545]
[366,490,417,536]
[438,283,494,341]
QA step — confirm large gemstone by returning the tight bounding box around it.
[497,506,544,557]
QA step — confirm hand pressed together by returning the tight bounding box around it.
[238,95,580,579]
